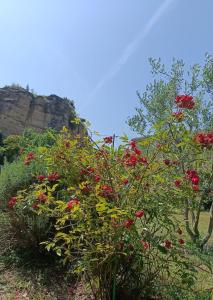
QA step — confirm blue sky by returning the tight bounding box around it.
[0,0,212,138]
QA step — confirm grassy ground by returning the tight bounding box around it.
[1,211,213,299]
[174,211,213,244]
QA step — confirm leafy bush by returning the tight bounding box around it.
[8,124,209,299]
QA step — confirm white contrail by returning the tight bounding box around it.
[81,0,176,110]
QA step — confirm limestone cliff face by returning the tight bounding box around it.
[0,86,82,136]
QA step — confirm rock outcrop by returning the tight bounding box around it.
[0,86,83,136]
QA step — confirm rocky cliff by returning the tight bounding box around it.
[0,86,83,136]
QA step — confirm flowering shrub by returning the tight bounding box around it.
[7,124,206,299]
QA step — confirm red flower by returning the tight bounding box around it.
[48,172,60,182]
[100,185,113,197]
[175,95,195,109]
[104,136,113,144]
[38,193,47,202]
[8,197,17,209]
[195,133,213,147]
[123,178,129,185]
[192,185,199,191]
[135,210,144,218]
[164,240,172,249]
[178,238,185,245]
[134,147,142,156]
[37,175,46,182]
[164,159,171,166]
[141,240,150,250]
[140,157,147,164]
[125,155,138,167]
[191,176,199,185]
[174,180,182,187]
[129,140,136,149]
[27,151,35,159]
[177,228,182,235]
[67,198,80,210]
[87,166,95,173]
[32,203,39,210]
[123,219,134,229]
[94,174,101,182]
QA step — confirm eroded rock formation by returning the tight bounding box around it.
[0,86,83,136]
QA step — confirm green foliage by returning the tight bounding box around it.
[0,155,45,209]
[0,128,56,165]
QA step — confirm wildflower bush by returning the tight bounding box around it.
[6,117,212,299]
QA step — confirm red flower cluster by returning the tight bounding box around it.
[48,172,60,182]
[141,239,150,250]
[67,198,80,210]
[80,166,95,176]
[100,185,113,198]
[37,175,46,182]
[104,136,113,144]
[8,197,17,209]
[123,178,129,185]
[24,151,35,165]
[172,111,184,121]
[32,203,39,210]
[164,159,171,166]
[194,133,213,147]
[178,238,185,245]
[123,219,134,229]
[164,240,172,249]
[174,179,182,187]
[38,192,47,203]
[186,170,200,191]
[175,95,195,109]
[125,154,138,167]
[130,140,142,156]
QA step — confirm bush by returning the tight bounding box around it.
[9,127,206,299]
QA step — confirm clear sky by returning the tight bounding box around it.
[0,0,212,138]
